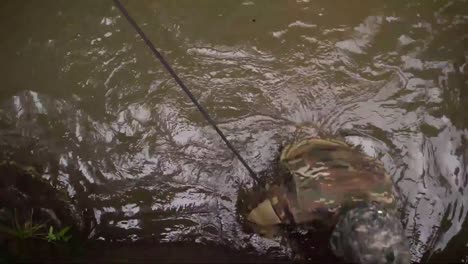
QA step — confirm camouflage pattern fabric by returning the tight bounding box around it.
[242,136,411,263]
[246,137,395,229]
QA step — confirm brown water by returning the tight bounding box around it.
[0,0,467,262]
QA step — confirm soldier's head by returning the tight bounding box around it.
[330,203,411,264]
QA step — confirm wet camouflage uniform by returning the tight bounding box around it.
[241,136,410,264]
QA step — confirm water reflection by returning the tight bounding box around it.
[0,0,467,262]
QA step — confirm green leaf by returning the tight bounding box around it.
[46,226,57,242]
[58,226,70,237]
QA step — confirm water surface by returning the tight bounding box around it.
[0,0,467,262]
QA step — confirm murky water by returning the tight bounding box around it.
[1,0,467,262]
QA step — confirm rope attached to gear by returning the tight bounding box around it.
[113,0,260,184]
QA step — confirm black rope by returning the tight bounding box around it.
[113,0,260,184]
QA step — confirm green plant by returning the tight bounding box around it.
[0,208,72,244]
[0,209,45,239]
[45,226,72,243]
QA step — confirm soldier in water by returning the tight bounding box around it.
[238,127,411,264]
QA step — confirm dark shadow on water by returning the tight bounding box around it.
[1,240,292,263]
[82,241,291,263]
